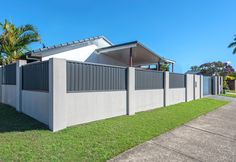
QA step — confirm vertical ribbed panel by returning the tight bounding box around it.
[135,69,164,90]
[203,76,212,96]
[169,73,186,88]
[67,61,127,92]
[22,61,49,91]
[2,63,16,85]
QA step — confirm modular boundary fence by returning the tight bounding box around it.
[2,63,16,85]
[0,58,223,132]
[22,61,49,92]
[135,69,164,90]
[169,73,186,88]
[67,61,127,92]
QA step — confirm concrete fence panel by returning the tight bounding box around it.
[135,89,164,112]
[65,62,127,128]
[1,63,17,107]
[167,73,186,105]
[21,61,49,125]
[21,91,49,125]
[135,69,164,112]
[1,84,17,108]
[66,91,127,126]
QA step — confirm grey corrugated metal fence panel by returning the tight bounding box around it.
[203,76,212,96]
[67,61,127,92]
[135,69,164,90]
[169,73,186,88]
[2,63,16,85]
[22,61,49,91]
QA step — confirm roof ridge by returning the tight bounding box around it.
[26,35,112,55]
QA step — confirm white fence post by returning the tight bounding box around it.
[164,71,169,106]
[200,75,204,98]
[49,58,67,132]
[186,74,194,102]
[212,76,218,95]
[16,60,27,112]
[217,76,221,94]
[127,67,135,115]
[220,76,223,94]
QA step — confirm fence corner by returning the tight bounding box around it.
[49,58,67,132]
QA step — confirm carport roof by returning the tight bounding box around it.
[96,41,175,66]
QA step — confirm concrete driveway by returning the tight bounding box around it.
[109,97,236,162]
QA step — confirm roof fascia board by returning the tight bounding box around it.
[97,42,137,53]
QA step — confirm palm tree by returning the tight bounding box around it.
[228,35,236,54]
[0,19,41,64]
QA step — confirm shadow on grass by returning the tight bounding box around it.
[0,104,47,133]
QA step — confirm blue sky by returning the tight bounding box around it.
[1,0,236,72]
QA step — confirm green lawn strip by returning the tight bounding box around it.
[0,98,228,161]
[226,90,236,93]
[220,93,236,98]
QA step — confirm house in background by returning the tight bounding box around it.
[25,36,175,72]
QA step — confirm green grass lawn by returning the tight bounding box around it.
[0,98,228,161]
[220,93,236,98]
[226,90,236,93]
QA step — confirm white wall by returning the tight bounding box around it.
[195,75,200,99]
[42,44,126,67]
[135,89,164,112]
[186,74,194,101]
[42,45,97,62]
[168,88,186,105]
[66,91,127,127]
[1,85,17,108]
[21,90,49,125]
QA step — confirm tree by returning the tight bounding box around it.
[160,63,169,71]
[229,71,236,78]
[190,66,200,72]
[0,19,41,65]
[228,35,236,54]
[190,61,234,76]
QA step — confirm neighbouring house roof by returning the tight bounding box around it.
[25,35,112,56]
[96,41,175,66]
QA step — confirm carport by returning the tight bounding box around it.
[96,41,175,72]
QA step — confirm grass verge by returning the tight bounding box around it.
[220,93,236,98]
[0,98,228,161]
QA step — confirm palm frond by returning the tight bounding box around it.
[18,32,40,46]
[0,19,41,64]
[228,41,236,48]
[18,24,38,36]
[233,48,236,54]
